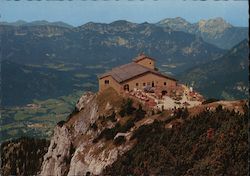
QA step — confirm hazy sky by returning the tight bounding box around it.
[0,0,248,27]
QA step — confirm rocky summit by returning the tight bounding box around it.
[1,87,248,175]
[39,89,134,175]
[37,87,247,175]
[157,17,248,49]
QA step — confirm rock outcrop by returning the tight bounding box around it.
[40,126,72,175]
[39,87,248,176]
[40,88,136,175]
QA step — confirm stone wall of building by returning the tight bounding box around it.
[99,75,122,93]
[121,72,177,93]
[135,58,155,69]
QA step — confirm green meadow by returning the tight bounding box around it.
[1,91,83,142]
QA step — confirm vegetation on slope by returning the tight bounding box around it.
[180,39,249,100]
[104,104,248,175]
[92,98,146,144]
[0,137,50,176]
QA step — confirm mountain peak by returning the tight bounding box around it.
[0,20,73,28]
[28,20,73,28]
[14,20,27,25]
[198,17,232,31]
[0,20,27,26]
[157,17,190,25]
[156,17,191,33]
[110,20,137,27]
[210,17,230,24]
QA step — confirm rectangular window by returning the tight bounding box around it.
[136,83,139,86]
[164,82,166,86]
[143,83,146,86]
[105,80,109,84]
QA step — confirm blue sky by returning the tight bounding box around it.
[0,0,248,27]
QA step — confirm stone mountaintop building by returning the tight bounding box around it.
[98,54,178,97]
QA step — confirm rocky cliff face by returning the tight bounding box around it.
[39,87,248,175]
[39,89,137,175]
[40,126,72,175]
[1,87,246,175]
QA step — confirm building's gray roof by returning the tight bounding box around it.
[99,62,177,83]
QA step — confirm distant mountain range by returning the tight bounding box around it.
[1,20,224,71]
[180,39,249,100]
[0,17,248,106]
[2,17,247,49]
[0,20,74,28]
[157,17,248,49]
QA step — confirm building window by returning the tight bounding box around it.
[136,83,139,86]
[149,62,151,64]
[105,80,109,84]
[152,81,154,87]
[143,83,146,86]
[164,82,166,86]
[124,84,129,91]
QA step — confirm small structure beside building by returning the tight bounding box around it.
[99,53,177,97]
